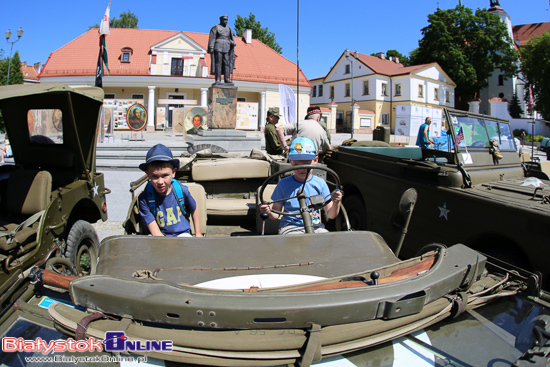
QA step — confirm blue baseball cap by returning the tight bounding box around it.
[288,137,316,161]
[139,144,180,171]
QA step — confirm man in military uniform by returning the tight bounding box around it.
[208,15,236,84]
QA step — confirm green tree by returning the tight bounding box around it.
[234,12,282,54]
[371,50,410,66]
[508,93,524,118]
[90,10,139,29]
[520,32,550,120]
[410,5,519,104]
[0,51,23,86]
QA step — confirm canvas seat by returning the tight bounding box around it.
[0,170,52,252]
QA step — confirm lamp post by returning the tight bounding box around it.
[5,27,23,85]
[345,49,359,139]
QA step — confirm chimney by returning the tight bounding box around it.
[376,52,385,59]
[394,57,399,63]
[243,29,252,44]
[33,62,42,74]
[22,61,27,67]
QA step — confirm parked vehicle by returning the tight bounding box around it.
[326,108,550,288]
[0,84,109,311]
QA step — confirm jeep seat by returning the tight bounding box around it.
[0,170,52,252]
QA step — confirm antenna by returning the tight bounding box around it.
[296,0,300,127]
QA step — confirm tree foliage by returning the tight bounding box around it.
[410,5,519,103]
[508,93,524,118]
[520,32,550,120]
[90,10,139,29]
[370,50,410,66]
[234,12,282,54]
[0,51,23,86]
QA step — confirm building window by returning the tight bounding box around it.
[345,83,351,97]
[104,93,115,99]
[381,83,388,96]
[445,90,450,103]
[381,113,389,125]
[319,85,323,97]
[312,86,317,98]
[345,64,350,74]
[132,94,144,100]
[434,88,439,100]
[171,58,183,76]
[363,80,369,95]
[120,47,133,63]
[418,85,424,98]
[395,84,402,96]
[498,75,504,86]
[330,86,335,99]
[237,97,247,102]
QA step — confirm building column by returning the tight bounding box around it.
[328,101,338,133]
[260,91,266,129]
[351,103,360,134]
[468,99,480,114]
[147,86,156,131]
[200,88,208,107]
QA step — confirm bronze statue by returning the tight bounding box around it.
[208,15,236,85]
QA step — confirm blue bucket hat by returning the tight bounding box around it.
[139,144,180,171]
[288,137,316,161]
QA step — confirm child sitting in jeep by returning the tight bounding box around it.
[138,144,203,237]
[260,137,342,235]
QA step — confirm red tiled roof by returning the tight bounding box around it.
[355,53,430,76]
[513,22,550,47]
[21,63,39,80]
[40,28,309,87]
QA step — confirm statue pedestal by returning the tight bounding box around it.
[208,84,237,129]
[185,129,261,152]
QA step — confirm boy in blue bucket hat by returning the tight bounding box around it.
[260,137,342,235]
[138,144,203,237]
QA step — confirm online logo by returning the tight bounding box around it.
[103,332,173,352]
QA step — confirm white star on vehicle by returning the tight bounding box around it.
[438,202,450,220]
[92,182,99,196]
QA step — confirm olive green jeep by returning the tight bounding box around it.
[0,84,108,305]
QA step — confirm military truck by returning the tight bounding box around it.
[0,84,108,307]
[326,108,550,288]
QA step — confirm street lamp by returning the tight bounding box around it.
[345,49,359,139]
[5,27,23,85]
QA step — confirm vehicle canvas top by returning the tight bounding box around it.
[0,83,104,174]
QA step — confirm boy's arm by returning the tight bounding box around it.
[147,221,164,236]
[325,190,343,219]
[259,202,282,221]
[191,209,203,237]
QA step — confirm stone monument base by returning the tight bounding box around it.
[208,85,237,129]
[185,129,261,152]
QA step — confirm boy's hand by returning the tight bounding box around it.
[260,203,271,214]
[331,189,343,203]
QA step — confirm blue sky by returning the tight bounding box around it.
[1,0,549,79]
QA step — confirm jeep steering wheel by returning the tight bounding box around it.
[259,164,342,217]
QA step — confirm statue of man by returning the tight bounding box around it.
[208,15,236,84]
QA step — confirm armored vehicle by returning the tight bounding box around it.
[0,84,108,308]
[326,108,550,288]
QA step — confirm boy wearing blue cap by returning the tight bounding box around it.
[260,137,343,235]
[138,144,203,237]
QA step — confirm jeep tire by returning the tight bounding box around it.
[65,220,100,276]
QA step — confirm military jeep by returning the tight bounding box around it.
[326,108,550,288]
[0,84,108,306]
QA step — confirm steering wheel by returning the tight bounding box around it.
[259,164,341,216]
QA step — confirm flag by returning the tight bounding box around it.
[95,1,110,88]
[279,84,296,125]
[455,126,464,145]
[99,0,111,36]
[529,85,534,107]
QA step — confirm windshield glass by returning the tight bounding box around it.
[451,115,489,149]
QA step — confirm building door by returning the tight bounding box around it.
[167,95,185,129]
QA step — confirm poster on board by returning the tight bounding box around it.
[236,102,259,130]
[183,107,208,135]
